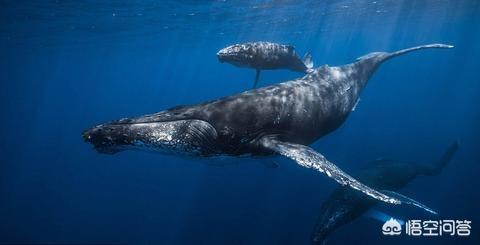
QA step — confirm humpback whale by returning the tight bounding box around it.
[83,43,453,206]
[311,141,459,244]
[217,41,313,87]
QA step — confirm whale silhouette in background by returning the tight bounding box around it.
[83,44,453,206]
[311,141,459,244]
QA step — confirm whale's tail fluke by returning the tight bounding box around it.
[421,140,459,176]
[303,52,314,72]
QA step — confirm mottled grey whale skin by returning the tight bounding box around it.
[217,41,312,72]
[217,41,313,87]
[83,44,452,205]
[311,142,459,245]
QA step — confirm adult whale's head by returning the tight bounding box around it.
[82,115,218,155]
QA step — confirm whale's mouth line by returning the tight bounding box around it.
[104,118,191,126]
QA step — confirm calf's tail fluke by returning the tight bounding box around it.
[303,52,314,72]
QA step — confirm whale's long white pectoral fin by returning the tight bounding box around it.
[259,137,401,205]
[380,190,438,215]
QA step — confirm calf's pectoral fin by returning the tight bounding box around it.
[259,137,401,205]
[253,69,261,88]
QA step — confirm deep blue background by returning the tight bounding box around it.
[1,0,479,244]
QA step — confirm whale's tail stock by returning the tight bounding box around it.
[383,43,453,60]
[352,43,454,86]
[356,43,454,63]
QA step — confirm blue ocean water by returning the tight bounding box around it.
[0,0,479,244]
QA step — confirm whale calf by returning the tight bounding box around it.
[83,43,453,206]
[311,141,459,244]
[217,41,313,87]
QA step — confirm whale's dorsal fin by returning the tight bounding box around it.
[259,137,401,205]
